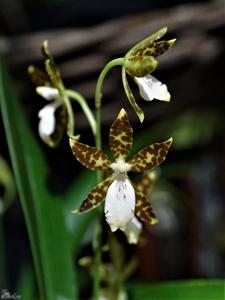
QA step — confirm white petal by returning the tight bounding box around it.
[124,217,142,244]
[104,179,135,232]
[38,103,59,141]
[134,74,171,102]
[36,86,59,101]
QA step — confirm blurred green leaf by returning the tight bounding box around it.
[17,265,38,300]
[128,280,225,300]
[132,109,223,154]
[63,169,98,253]
[0,155,16,215]
[0,58,76,299]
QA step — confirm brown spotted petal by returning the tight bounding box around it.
[145,39,176,58]
[73,176,114,213]
[134,188,158,224]
[128,138,173,172]
[109,108,133,160]
[135,172,157,196]
[70,140,113,171]
[126,27,167,58]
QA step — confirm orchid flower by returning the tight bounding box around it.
[122,27,176,122]
[70,108,172,232]
[28,42,68,147]
[29,41,96,147]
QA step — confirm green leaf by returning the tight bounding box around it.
[128,280,225,300]
[0,58,76,299]
[63,169,98,252]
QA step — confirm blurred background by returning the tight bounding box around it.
[0,0,225,297]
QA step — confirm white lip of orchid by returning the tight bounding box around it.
[104,178,135,232]
[38,102,60,140]
[124,216,142,244]
[134,74,171,102]
[36,86,61,101]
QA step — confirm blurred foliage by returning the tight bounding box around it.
[128,280,225,300]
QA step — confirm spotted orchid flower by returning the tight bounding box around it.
[122,27,176,122]
[70,108,172,232]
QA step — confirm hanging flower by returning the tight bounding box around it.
[28,40,69,147]
[122,27,176,122]
[70,108,172,232]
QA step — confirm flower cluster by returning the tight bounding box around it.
[70,108,172,236]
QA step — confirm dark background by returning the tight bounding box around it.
[0,0,225,293]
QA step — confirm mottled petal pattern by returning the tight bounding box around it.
[135,189,157,224]
[129,138,173,172]
[73,176,114,213]
[126,27,168,58]
[135,172,157,196]
[124,55,158,78]
[109,108,133,160]
[70,140,112,171]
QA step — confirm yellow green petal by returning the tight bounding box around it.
[124,55,158,78]
[122,68,144,123]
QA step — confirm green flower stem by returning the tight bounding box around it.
[92,208,103,300]
[92,58,124,300]
[63,95,79,140]
[95,57,125,151]
[65,89,96,137]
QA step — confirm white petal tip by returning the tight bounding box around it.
[36,86,59,100]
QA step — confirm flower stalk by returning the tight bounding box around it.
[65,89,96,137]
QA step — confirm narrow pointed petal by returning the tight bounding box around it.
[135,189,158,224]
[42,40,64,93]
[135,172,157,196]
[145,39,176,57]
[122,68,144,123]
[36,86,59,101]
[109,108,133,160]
[128,138,173,172]
[126,27,168,58]
[134,75,171,102]
[73,176,114,213]
[70,140,113,171]
[124,217,142,244]
[104,179,135,232]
